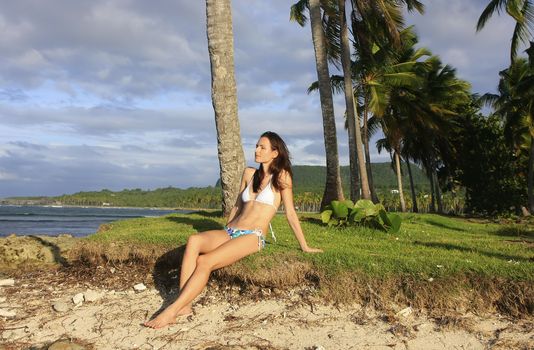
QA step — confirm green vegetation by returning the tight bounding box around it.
[289,1,533,216]
[5,163,432,211]
[85,211,532,280]
[75,211,533,315]
[321,199,402,233]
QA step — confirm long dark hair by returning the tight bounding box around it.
[253,131,293,192]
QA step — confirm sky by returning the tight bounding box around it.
[0,0,524,197]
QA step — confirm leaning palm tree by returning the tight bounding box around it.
[291,0,345,208]
[338,0,371,201]
[206,0,246,216]
[477,0,534,61]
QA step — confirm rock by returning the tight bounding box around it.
[72,293,84,305]
[48,339,86,350]
[311,345,325,350]
[0,278,15,286]
[133,283,147,292]
[83,290,100,302]
[53,301,70,313]
[396,306,413,318]
[0,308,16,317]
[109,267,116,274]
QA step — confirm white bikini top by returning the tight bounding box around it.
[242,174,277,208]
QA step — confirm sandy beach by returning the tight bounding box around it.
[0,234,532,349]
[1,265,533,350]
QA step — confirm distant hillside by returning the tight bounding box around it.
[4,162,429,208]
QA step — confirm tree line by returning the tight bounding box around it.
[6,164,462,213]
[207,0,533,216]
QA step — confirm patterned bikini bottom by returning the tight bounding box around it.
[224,226,265,251]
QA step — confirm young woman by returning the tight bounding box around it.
[144,131,322,329]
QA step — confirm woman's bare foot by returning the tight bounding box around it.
[176,305,192,316]
[143,305,193,329]
[144,308,178,329]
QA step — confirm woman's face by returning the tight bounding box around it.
[255,137,278,164]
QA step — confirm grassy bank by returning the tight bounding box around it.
[73,211,534,317]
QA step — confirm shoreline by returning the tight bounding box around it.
[0,203,198,211]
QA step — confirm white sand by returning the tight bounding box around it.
[1,279,533,350]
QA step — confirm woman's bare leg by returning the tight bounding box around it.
[175,230,230,314]
[144,234,261,329]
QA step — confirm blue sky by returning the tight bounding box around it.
[0,0,524,197]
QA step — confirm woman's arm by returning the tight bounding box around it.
[280,172,323,253]
[226,167,254,223]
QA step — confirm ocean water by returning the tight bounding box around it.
[0,205,189,237]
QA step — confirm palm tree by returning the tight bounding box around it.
[358,27,428,203]
[338,0,371,201]
[348,1,424,203]
[206,0,246,216]
[407,60,471,213]
[477,0,534,61]
[291,0,345,208]
[481,56,534,212]
[371,52,471,213]
[292,0,424,205]
[376,113,408,212]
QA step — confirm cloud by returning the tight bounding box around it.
[0,0,521,196]
[405,0,523,94]
[0,140,220,197]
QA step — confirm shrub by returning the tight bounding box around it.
[320,199,402,233]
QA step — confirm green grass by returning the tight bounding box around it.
[86,211,533,281]
[77,211,534,315]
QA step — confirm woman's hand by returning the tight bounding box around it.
[302,246,323,253]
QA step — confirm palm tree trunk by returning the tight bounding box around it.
[339,0,364,202]
[310,0,344,208]
[206,0,245,216]
[428,166,436,213]
[363,101,379,203]
[394,151,406,212]
[405,158,418,213]
[528,135,534,213]
[347,123,360,201]
[433,168,443,213]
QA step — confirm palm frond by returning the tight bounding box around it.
[477,0,507,31]
[506,0,525,21]
[376,137,391,154]
[510,0,533,61]
[402,0,425,14]
[367,115,382,140]
[479,93,500,108]
[307,75,345,94]
[290,0,309,26]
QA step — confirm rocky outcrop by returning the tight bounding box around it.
[0,234,78,267]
